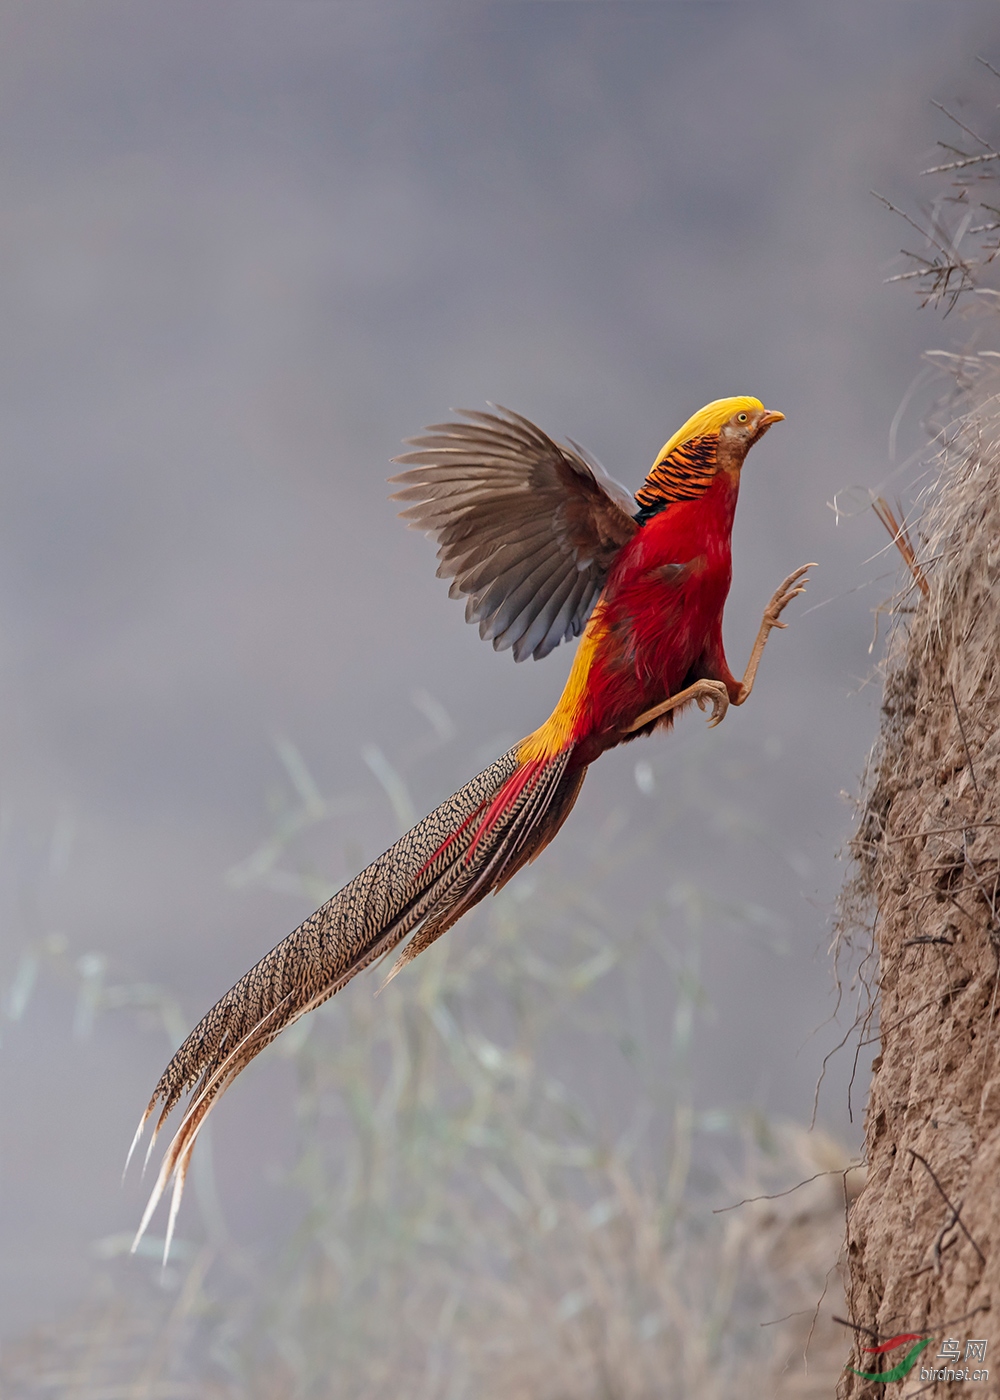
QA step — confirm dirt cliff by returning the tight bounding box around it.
[841,395,1000,1395]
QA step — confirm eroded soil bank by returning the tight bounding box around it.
[841,407,1000,1397]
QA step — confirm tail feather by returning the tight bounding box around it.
[382,750,586,983]
[131,742,586,1258]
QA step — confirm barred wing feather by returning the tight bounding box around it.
[391,406,638,661]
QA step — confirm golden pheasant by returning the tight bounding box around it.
[131,396,812,1258]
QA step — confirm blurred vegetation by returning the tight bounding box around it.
[876,58,1000,316]
[0,714,855,1398]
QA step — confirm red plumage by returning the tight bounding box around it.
[568,471,741,763]
[130,396,812,1259]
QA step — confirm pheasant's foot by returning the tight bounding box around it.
[763,563,816,630]
[735,562,815,705]
[692,678,730,728]
[625,678,730,734]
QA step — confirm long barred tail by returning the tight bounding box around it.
[130,743,587,1259]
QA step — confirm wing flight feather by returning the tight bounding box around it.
[391,405,638,661]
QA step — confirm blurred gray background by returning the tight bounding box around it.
[0,0,995,1340]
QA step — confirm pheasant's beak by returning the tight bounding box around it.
[759,409,785,428]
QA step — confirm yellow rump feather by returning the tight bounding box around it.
[518,609,607,762]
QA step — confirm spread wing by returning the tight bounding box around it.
[390,405,639,662]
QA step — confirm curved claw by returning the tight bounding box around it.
[694,679,730,728]
[764,563,816,627]
[624,677,731,734]
[734,562,816,707]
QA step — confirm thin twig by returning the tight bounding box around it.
[923,152,1000,175]
[886,822,997,844]
[908,1149,986,1264]
[832,1315,881,1341]
[811,1021,859,1130]
[833,1302,990,1344]
[802,1265,834,1372]
[759,1308,816,1328]
[713,1167,860,1214]
[930,100,997,156]
[949,684,981,802]
[861,982,973,1044]
[872,192,958,262]
[872,497,931,597]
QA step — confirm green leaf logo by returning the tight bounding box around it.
[848,1335,932,1383]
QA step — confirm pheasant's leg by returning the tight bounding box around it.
[624,678,731,734]
[734,563,815,706]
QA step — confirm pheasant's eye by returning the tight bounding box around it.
[737,413,748,423]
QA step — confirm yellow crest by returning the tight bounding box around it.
[635,396,766,514]
[652,396,764,468]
